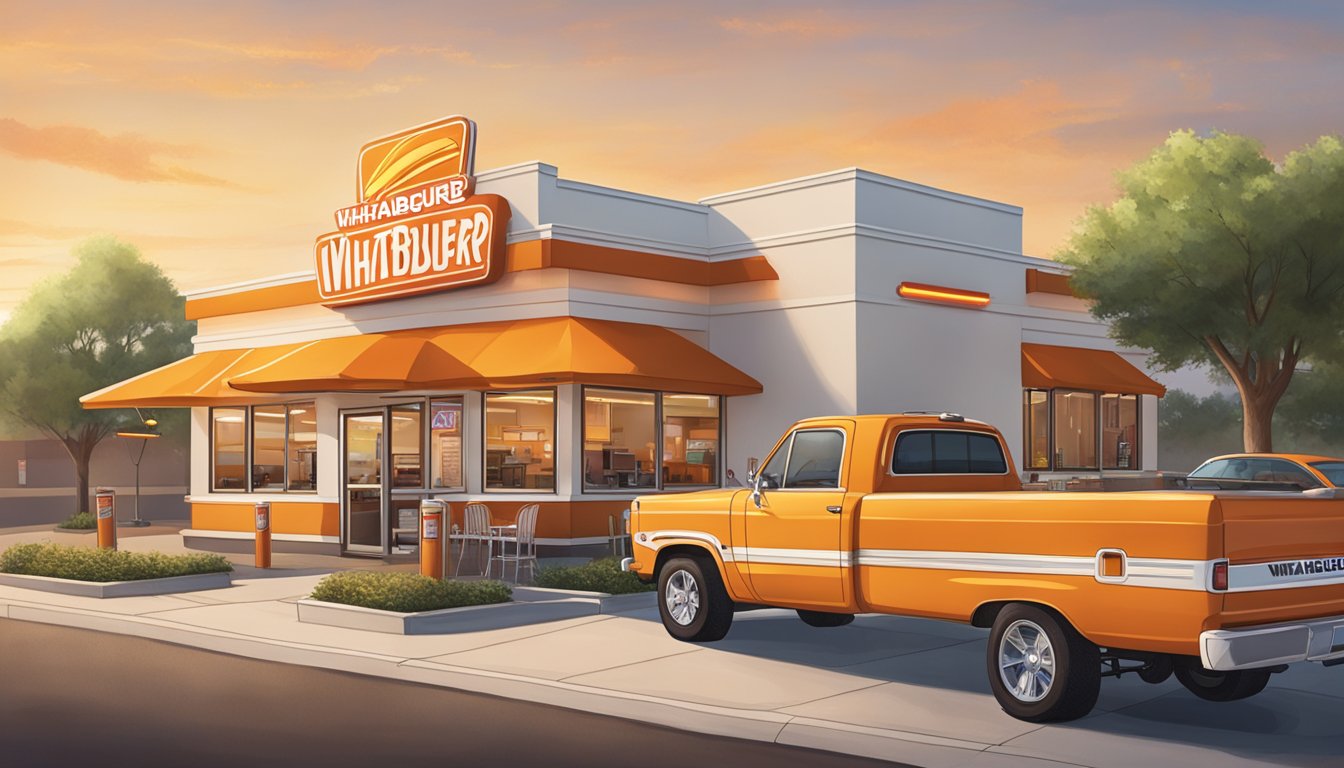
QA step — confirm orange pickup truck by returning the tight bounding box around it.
[623,413,1344,721]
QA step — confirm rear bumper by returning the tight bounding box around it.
[1201,613,1344,670]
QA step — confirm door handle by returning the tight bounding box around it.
[826,505,842,514]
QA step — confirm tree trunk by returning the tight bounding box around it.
[56,433,101,515]
[74,456,90,515]
[1241,393,1277,453]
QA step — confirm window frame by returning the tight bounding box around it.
[1021,388,1143,472]
[483,388,559,494]
[581,386,660,494]
[208,401,319,494]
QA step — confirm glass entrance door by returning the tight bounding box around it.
[343,411,385,554]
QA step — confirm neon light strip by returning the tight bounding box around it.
[897,282,991,307]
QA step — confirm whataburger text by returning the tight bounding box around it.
[315,195,509,306]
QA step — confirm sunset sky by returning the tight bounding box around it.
[2,1,1342,322]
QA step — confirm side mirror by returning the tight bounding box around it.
[751,472,765,509]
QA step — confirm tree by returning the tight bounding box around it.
[0,237,194,512]
[1058,131,1344,452]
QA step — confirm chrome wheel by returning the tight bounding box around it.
[998,619,1056,703]
[665,569,700,626]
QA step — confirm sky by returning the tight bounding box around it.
[2,0,1342,324]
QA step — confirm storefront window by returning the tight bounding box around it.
[429,398,464,489]
[485,390,556,490]
[286,402,317,491]
[1024,390,1049,469]
[1053,391,1097,469]
[663,394,719,487]
[390,403,423,488]
[583,389,657,490]
[1102,394,1139,469]
[1023,389,1142,472]
[212,407,247,491]
[251,405,287,490]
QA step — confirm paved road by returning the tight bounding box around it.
[0,619,910,768]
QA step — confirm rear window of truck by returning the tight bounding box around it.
[892,430,1007,475]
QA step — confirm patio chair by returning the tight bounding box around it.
[489,503,539,583]
[450,503,492,577]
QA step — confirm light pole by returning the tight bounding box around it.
[115,416,161,528]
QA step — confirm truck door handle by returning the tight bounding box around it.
[826,505,842,514]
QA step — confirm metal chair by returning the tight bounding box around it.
[450,503,492,577]
[489,503,539,583]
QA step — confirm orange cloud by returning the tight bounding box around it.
[0,118,237,186]
[718,12,865,41]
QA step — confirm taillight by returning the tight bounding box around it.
[1212,560,1229,591]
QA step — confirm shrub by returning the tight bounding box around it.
[57,512,98,530]
[534,557,655,595]
[0,543,232,582]
[309,571,512,613]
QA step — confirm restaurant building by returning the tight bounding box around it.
[82,115,1166,557]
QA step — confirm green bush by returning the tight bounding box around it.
[57,512,98,530]
[309,570,512,613]
[534,557,655,595]
[0,543,232,582]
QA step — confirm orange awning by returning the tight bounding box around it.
[228,316,763,396]
[79,344,303,409]
[1021,343,1166,397]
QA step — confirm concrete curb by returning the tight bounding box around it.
[296,597,598,635]
[512,586,655,614]
[0,594,1082,768]
[0,571,233,598]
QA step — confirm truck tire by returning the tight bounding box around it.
[987,604,1100,722]
[797,609,855,627]
[657,556,733,642]
[1174,661,1271,702]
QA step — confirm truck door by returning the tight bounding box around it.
[744,424,851,608]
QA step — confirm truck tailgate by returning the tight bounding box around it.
[1219,494,1344,628]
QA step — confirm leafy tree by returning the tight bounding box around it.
[1059,131,1344,452]
[0,237,194,512]
[1276,360,1344,448]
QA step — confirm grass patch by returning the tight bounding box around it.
[309,571,512,613]
[534,557,655,595]
[0,543,232,582]
[57,512,98,530]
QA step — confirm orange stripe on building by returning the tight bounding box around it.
[185,240,778,320]
[192,501,340,537]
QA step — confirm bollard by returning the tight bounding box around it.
[254,501,271,569]
[95,487,117,550]
[420,499,445,580]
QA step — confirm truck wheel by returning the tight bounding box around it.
[657,556,733,642]
[987,604,1100,722]
[797,609,855,627]
[1174,661,1271,702]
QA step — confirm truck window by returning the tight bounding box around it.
[783,429,845,488]
[892,430,1007,475]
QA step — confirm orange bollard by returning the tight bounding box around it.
[420,499,445,580]
[254,501,271,569]
[95,487,117,550]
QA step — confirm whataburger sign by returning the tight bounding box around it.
[314,115,511,307]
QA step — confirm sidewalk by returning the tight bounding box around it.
[1,529,1341,768]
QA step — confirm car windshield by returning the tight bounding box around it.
[1308,462,1344,487]
[1186,457,1323,491]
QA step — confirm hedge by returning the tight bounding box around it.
[57,512,98,530]
[0,543,232,582]
[534,557,655,595]
[309,570,512,613]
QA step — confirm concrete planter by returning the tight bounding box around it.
[296,597,598,635]
[0,570,232,598]
[512,586,655,614]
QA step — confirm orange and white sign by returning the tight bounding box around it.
[315,115,511,307]
[357,115,475,203]
[316,194,510,306]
